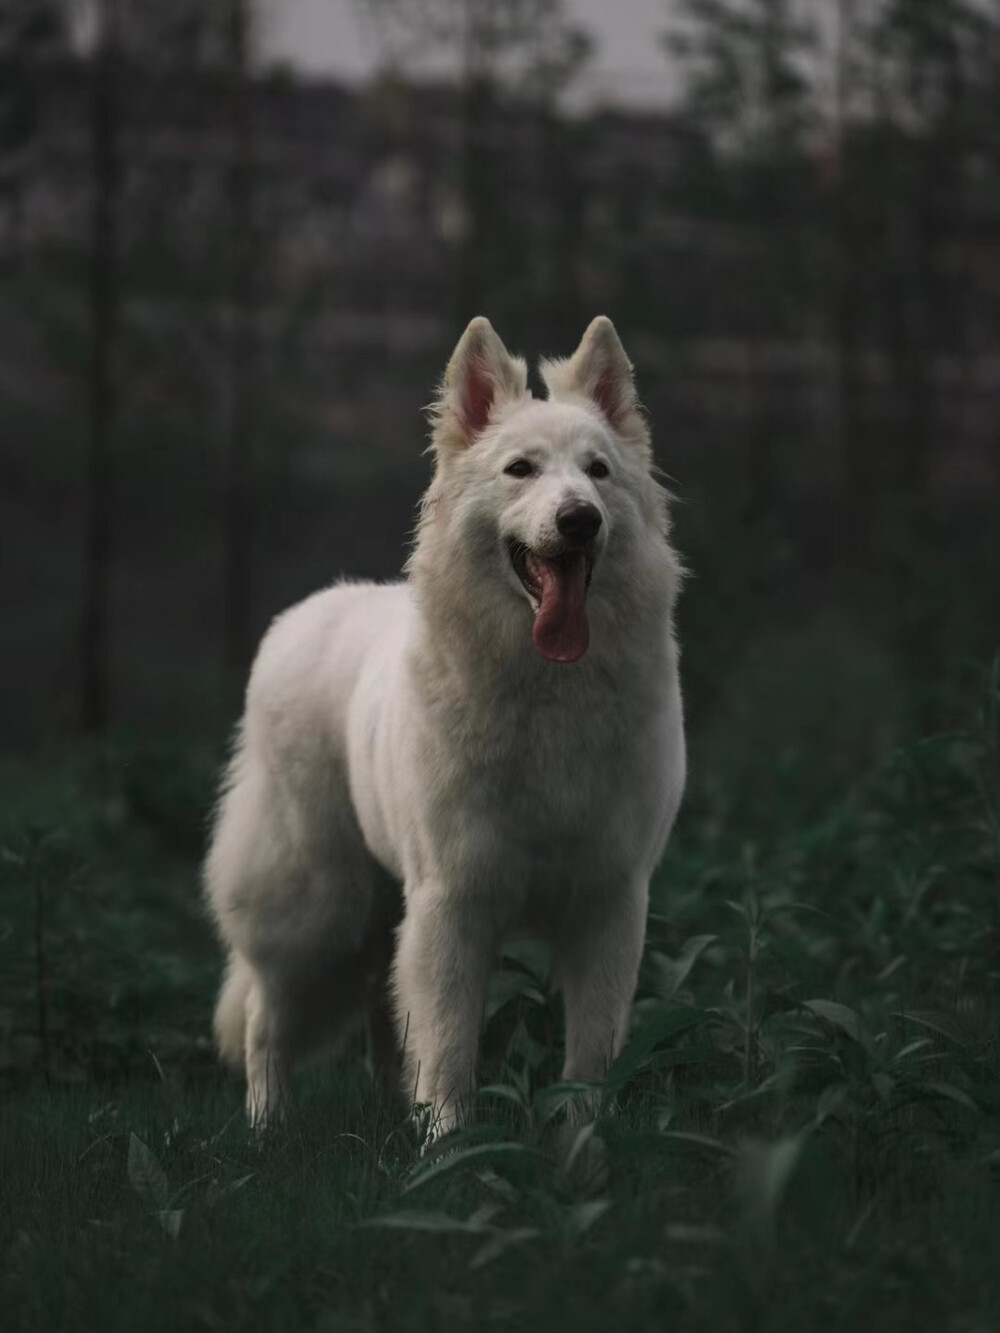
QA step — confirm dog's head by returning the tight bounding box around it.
[413,316,676,666]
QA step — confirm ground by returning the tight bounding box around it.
[2,660,999,1332]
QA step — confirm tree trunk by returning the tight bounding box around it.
[81,0,118,733]
[456,73,491,323]
[833,0,869,564]
[223,0,255,675]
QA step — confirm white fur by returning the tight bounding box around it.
[205,315,686,1136]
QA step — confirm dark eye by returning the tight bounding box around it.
[504,458,534,478]
[587,460,610,479]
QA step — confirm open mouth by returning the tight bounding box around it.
[507,541,595,664]
[508,541,595,606]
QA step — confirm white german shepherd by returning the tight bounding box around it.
[205,316,686,1136]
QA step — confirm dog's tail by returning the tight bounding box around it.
[213,953,253,1068]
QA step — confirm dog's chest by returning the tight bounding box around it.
[439,678,665,845]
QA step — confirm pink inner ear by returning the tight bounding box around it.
[461,356,495,440]
[592,365,621,424]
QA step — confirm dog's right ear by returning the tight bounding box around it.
[541,316,650,457]
[430,317,528,453]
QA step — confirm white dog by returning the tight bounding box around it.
[205,316,686,1136]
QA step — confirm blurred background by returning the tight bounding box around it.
[2,0,998,755]
[0,0,998,1079]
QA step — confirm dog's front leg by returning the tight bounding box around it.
[557,885,648,1096]
[392,887,494,1143]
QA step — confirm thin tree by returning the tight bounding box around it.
[222,0,255,675]
[831,0,871,559]
[362,0,589,329]
[666,0,818,524]
[96,0,253,679]
[870,0,996,517]
[0,0,65,264]
[81,0,119,733]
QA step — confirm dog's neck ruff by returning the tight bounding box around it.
[409,567,673,707]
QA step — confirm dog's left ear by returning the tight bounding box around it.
[431,317,528,453]
[541,316,648,453]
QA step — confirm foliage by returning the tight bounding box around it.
[0,0,65,169]
[871,0,1000,135]
[363,0,592,104]
[665,0,817,157]
[1,0,999,1323]
[1,664,998,1329]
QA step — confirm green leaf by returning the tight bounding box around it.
[567,1199,610,1237]
[893,1010,973,1048]
[475,1168,520,1203]
[605,1006,709,1096]
[770,901,839,924]
[484,969,547,1022]
[651,934,718,998]
[534,1081,601,1125]
[658,1131,735,1158]
[845,1198,879,1250]
[644,1042,742,1079]
[498,938,550,986]
[802,999,865,1043]
[506,1020,549,1070]
[403,1142,540,1194]
[158,1208,183,1240]
[736,1133,807,1236]
[127,1133,168,1211]
[476,1083,528,1109]
[558,1121,608,1194]
[814,1082,849,1128]
[360,1210,480,1234]
[206,1173,256,1206]
[666,1223,727,1244]
[872,1073,895,1105]
[892,1039,934,1064]
[562,1121,600,1174]
[468,1227,541,1270]
[915,1081,979,1112]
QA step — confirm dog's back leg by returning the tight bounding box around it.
[213,952,253,1067]
[244,975,292,1132]
[211,955,295,1132]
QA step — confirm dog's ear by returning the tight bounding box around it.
[430,317,528,452]
[541,316,648,452]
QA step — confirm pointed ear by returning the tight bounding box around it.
[430,317,528,453]
[541,316,648,450]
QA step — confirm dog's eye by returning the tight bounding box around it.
[587,460,610,480]
[504,459,534,478]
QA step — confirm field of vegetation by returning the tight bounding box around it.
[3,0,1000,1326]
[2,642,998,1332]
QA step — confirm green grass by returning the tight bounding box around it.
[2,664,999,1332]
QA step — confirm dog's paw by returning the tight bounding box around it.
[246,1089,288,1143]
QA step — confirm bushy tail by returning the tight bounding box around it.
[213,954,253,1068]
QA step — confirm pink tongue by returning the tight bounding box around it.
[530,553,589,663]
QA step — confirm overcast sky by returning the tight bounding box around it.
[263,0,678,108]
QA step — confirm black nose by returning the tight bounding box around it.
[556,500,602,543]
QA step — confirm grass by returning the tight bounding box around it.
[2,662,999,1332]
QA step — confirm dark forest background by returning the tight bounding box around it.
[1,0,996,759]
[3,6,1000,1330]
